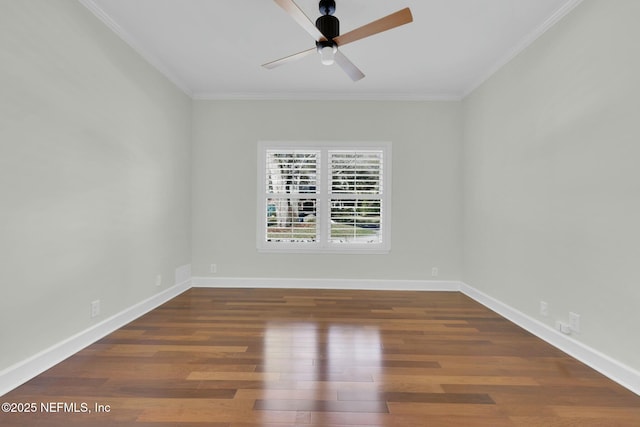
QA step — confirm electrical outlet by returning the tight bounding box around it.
[155,274,162,287]
[91,300,100,318]
[540,301,549,316]
[211,263,217,274]
[431,267,438,277]
[569,312,581,333]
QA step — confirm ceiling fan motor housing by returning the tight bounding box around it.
[316,15,339,41]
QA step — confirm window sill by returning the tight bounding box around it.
[257,246,391,255]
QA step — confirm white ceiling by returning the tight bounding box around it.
[81,0,582,100]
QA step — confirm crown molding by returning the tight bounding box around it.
[461,0,584,98]
[78,0,193,97]
[192,91,463,102]
[78,0,582,103]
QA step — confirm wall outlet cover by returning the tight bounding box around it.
[569,312,581,333]
[540,301,549,316]
[90,300,100,318]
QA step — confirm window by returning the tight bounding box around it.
[257,141,391,253]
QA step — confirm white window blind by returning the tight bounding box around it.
[329,151,383,244]
[258,142,391,253]
[265,150,319,243]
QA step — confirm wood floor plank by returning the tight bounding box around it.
[1,288,638,426]
[338,390,496,404]
[253,398,389,413]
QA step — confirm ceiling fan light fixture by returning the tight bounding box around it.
[319,44,337,65]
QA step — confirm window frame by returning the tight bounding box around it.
[257,141,392,254]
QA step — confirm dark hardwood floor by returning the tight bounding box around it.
[1,288,639,426]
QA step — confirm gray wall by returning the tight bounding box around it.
[191,100,463,280]
[3,0,638,387]
[462,0,640,370]
[0,1,192,370]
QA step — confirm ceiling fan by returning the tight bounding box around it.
[262,0,413,81]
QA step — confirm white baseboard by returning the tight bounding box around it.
[460,282,640,396]
[191,276,461,291]
[194,277,639,395]
[0,280,191,397]
[3,277,638,398]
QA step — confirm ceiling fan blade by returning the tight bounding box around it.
[334,7,413,47]
[334,50,365,82]
[274,0,327,42]
[262,48,316,69]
